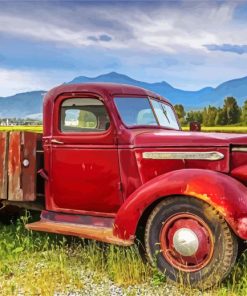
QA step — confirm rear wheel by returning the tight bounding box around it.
[144,197,238,289]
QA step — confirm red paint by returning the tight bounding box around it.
[39,83,247,242]
[114,169,247,240]
[135,147,229,184]
[231,165,247,183]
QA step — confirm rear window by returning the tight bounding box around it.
[60,98,110,132]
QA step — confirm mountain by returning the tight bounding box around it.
[69,72,247,108]
[0,72,247,118]
[0,91,45,119]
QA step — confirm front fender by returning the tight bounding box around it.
[114,169,247,240]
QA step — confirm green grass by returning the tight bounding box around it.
[1,213,247,296]
[0,213,153,295]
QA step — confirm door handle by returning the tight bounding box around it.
[51,139,64,144]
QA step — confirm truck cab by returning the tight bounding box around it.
[42,83,180,215]
[1,82,247,289]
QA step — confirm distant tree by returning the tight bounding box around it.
[202,107,208,126]
[202,106,217,126]
[215,108,227,125]
[174,104,186,125]
[223,96,241,124]
[207,106,217,126]
[186,110,203,124]
[78,110,85,127]
[241,100,247,125]
[174,104,185,119]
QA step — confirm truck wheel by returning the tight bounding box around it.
[144,197,238,289]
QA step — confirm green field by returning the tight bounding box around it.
[182,126,247,133]
[0,126,42,132]
[0,125,246,134]
[1,214,247,296]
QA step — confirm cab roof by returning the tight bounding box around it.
[43,82,172,136]
[44,82,170,104]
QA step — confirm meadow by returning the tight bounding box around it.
[0,126,42,132]
[182,126,247,133]
[0,125,247,295]
[1,213,247,296]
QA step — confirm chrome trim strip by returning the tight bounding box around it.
[232,147,247,152]
[142,151,224,161]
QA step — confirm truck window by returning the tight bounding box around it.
[114,97,158,126]
[114,97,180,130]
[60,98,110,132]
[150,99,180,130]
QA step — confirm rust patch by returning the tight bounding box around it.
[184,185,227,217]
[26,220,133,246]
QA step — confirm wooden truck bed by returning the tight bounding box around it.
[0,131,43,203]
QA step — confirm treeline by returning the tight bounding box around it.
[0,118,42,126]
[174,97,247,126]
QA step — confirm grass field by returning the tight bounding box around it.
[0,125,246,134]
[182,126,247,133]
[0,125,247,295]
[1,214,247,296]
[0,126,42,132]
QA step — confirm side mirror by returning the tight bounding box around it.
[190,121,201,132]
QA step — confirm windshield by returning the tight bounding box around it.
[114,97,180,130]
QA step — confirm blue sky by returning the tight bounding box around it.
[1,0,247,96]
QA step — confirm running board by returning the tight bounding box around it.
[25,220,133,246]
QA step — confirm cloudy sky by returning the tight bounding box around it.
[1,0,247,96]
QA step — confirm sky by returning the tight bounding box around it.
[1,0,247,96]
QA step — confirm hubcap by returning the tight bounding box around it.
[173,228,199,256]
[159,213,214,272]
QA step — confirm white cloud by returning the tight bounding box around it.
[0,68,77,96]
[0,1,244,53]
[0,1,247,92]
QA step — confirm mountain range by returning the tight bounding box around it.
[0,72,247,119]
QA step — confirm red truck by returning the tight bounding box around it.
[1,82,247,288]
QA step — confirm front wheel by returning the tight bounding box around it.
[144,197,238,289]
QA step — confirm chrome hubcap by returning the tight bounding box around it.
[173,228,199,256]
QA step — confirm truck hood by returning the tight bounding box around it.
[132,129,247,148]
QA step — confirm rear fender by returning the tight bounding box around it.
[114,169,247,240]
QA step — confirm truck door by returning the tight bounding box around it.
[47,95,122,214]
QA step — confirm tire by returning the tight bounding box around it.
[144,196,238,289]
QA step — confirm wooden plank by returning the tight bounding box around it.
[0,132,8,199]
[21,132,38,201]
[8,132,38,201]
[8,132,23,201]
